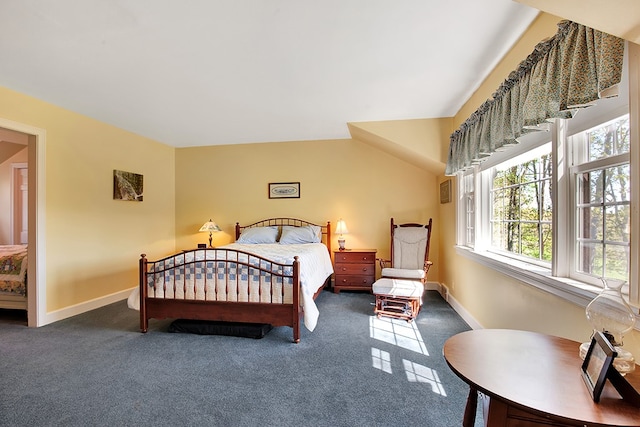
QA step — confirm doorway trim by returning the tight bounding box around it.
[0,117,46,327]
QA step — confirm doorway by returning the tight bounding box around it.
[0,119,46,327]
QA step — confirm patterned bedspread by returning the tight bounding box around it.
[0,245,28,296]
[128,243,333,331]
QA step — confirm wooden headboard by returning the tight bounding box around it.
[235,218,332,253]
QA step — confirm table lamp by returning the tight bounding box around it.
[579,278,636,375]
[199,219,221,248]
[335,219,349,251]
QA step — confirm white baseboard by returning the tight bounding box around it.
[38,282,481,329]
[39,287,133,326]
[431,282,483,330]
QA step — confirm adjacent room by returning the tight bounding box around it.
[1,1,639,426]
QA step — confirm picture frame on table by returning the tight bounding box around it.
[581,330,617,402]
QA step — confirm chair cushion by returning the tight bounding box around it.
[372,278,424,298]
[393,227,429,270]
[381,267,425,280]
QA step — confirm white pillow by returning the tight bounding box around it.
[237,226,278,244]
[279,225,321,244]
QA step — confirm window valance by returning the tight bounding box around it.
[445,20,625,175]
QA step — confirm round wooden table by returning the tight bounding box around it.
[443,329,640,427]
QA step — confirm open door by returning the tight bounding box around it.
[12,163,28,244]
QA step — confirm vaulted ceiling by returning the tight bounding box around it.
[0,1,539,148]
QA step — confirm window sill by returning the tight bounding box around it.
[454,245,640,330]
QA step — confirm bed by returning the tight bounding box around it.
[132,218,334,342]
[0,244,28,310]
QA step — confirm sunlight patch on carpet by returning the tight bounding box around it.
[403,359,447,396]
[371,347,392,374]
[369,316,429,355]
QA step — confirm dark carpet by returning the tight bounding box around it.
[0,290,480,426]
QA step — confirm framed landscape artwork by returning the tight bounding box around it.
[113,170,144,201]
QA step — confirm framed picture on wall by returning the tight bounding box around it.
[113,170,144,201]
[440,179,451,204]
[268,182,300,199]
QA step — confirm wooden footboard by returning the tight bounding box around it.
[139,249,302,342]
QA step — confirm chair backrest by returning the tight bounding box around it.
[390,218,432,270]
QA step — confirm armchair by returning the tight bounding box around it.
[373,218,432,322]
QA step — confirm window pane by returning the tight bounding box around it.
[577,243,604,277]
[521,183,540,221]
[490,143,552,263]
[604,205,630,242]
[586,206,604,240]
[604,164,630,204]
[541,185,552,222]
[506,222,520,253]
[462,173,475,247]
[577,170,604,205]
[588,115,630,161]
[541,223,552,261]
[520,223,539,258]
[604,244,629,280]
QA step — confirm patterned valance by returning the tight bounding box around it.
[445,20,625,175]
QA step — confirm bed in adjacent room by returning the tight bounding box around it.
[130,218,334,342]
[0,244,28,310]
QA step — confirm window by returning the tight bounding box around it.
[490,144,552,263]
[456,47,638,306]
[572,116,631,285]
[461,171,475,248]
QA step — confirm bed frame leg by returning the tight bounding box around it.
[141,315,148,333]
[293,315,300,343]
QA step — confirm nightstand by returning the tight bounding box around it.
[333,249,377,293]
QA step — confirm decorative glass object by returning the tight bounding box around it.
[580,279,636,375]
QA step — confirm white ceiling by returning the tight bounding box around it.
[0,1,539,148]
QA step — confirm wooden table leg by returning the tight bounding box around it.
[463,386,478,427]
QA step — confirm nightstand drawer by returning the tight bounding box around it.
[334,251,376,264]
[334,263,375,275]
[335,275,376,288]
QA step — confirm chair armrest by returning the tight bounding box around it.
[424,260,433,276]
[377,258,391,270]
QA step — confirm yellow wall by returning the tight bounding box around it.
[348,118,451,172]
[175,138,440,280]
[439,13,640,357]
[0,86,176,312]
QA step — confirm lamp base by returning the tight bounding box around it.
[338,238,345,251]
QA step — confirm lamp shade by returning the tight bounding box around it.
[335,219,349,235]
[199,220,221,233]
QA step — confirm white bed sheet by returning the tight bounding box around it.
[128,243,333,332]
